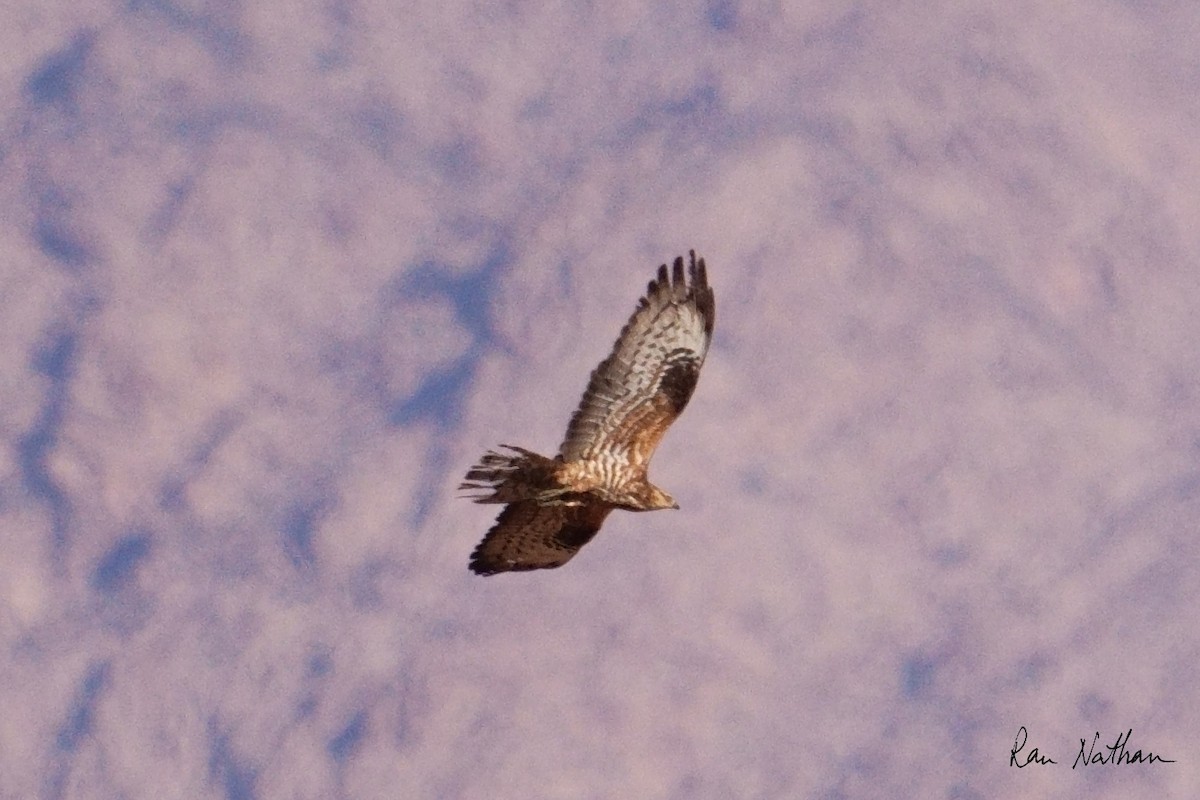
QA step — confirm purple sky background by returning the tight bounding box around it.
[2,1,1198,798]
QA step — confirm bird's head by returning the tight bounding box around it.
[647,485,679,511]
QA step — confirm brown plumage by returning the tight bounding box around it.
[461,251,715,575]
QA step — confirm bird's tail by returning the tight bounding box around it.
[459,445,566,504]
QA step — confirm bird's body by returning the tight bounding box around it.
[461,251,715,575]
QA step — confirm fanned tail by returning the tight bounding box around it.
[459,445,566,504]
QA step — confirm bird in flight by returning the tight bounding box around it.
[461,251,715,575]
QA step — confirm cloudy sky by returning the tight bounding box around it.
[3,1,1198,798]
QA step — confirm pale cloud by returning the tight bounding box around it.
[1,2,1197,798]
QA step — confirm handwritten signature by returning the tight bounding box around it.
[1010,726,1176,768]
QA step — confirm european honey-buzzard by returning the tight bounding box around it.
[461,251,715,575]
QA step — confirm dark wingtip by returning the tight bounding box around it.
[469,551,556,576]
[468,538,499,575]
[689,250,706,287]
[647,263,669,298]
[468,558,497,576]
[684,250,715,337]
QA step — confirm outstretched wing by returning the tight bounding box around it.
[469,500,613,575]
[559,251,715,467]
